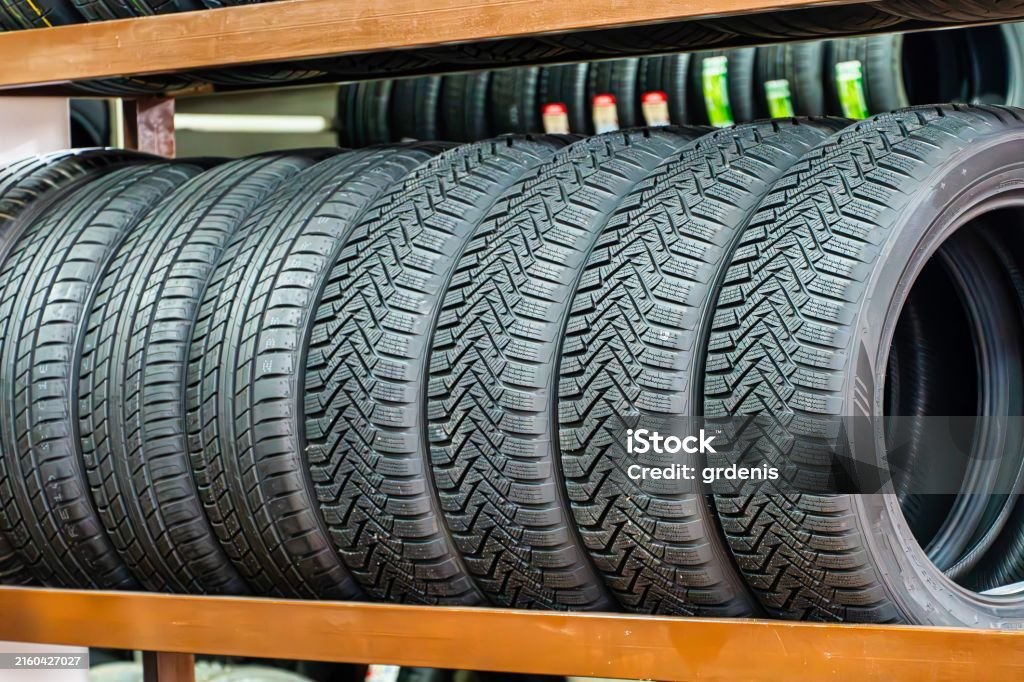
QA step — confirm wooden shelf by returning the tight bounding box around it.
[1,586,1023,680]
[0,0,913,92]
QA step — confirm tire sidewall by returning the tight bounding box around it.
[849,131,1024,626]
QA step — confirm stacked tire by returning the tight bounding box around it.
[4,105,1024,629]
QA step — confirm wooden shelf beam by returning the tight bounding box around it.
[0,0,860,88]
[1,587,1023,680]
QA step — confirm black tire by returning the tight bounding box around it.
[489,67,542,134]
[0,150,138,586]
[425,128,704,610]
[186,145,445,599]
[586,58,641,130]
[704,104,1024,626]
[545,22,729,56]
[0,0,81,28]
[77,154,319,595]
[538,63,589,134]
[824,35,970,116]
[755,43,826,117]
[197,66,324,88]
[0,162,199,589]
[557,118,846,616]
[338,81,394,147]
[966,23,1024,107]
[70,75,197,97]
[70,101,111,148]
[687,49,757,126]
[392,76,443,140]
[304,135,571,605]
[73,0,202,21]
[421,39,567,66]
[441,72,491,142]
[707,4,902,38]
[882,0,1024,21]
[637,54,689,124]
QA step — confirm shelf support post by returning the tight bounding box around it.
[142,651,195,682]
[122,97,176,157]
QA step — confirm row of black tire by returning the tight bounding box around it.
[2,104,1024,628]
[20,0,1024,94]
[339,23,1024,144]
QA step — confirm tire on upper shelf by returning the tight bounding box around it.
[73,0,203,21]
[704,4,902,39]
[0,161,200,590]
[0,0,81,29]
[186,144,447,599]
[539,63,590,134]
[544,21,731,56]
[77,153,323,595]
[304,135,573,605]
[425,127,706,610]
[882,0,1024,21]
[703,104,1024,626]
[557,118,847,615]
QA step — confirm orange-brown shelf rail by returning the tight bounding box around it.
[1,586,1023,681]
[0,0,858,88]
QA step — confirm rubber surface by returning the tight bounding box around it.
[688,49,757,125]
[545,21,729,56]
[425,128,703,610]
[586,58,642,130]
[538,63,589,134]
[339,81,395,147]
[637,54,690,124]
[489,67,542,134]
[441,73,492,142]
[304,135,571,604]
[709,4,902,38]
[703,104,1024,626]
[0,0,81,28]
[73,0,203,21]
[77,154,318,595]
[883,0,1024,21]
[0,162,197,589]
[755,43,826,116]
[0,150,140,586]
[392,76,443,140]
[558,119,846,615]
[186,145,444,599]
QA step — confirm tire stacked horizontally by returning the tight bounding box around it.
[3,106,1024,629]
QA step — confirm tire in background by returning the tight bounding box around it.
[824,34,970,116]
[545,22,730,56]
[557,118,846,616]
[965,23,1024,107]
[755,43,826,116]
[70,101,111,148]
[186,145,446,599]
[703,104,1024,626]
[489,67,542,133]
[441,72,492,142]
[586,59,642,130]
[688,49,757,125]
[338,81,394,147]
[304,135,571,605]
[707,4,902,38]
[0,162,199,589]
[426,128,703,610]
[77,154,320,595]
[637,54,689,124]
[882,0,1024,21]
[392,76,443,140]
[0,0,81,28]
[539,63,590,134]
[73,0,203,21]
